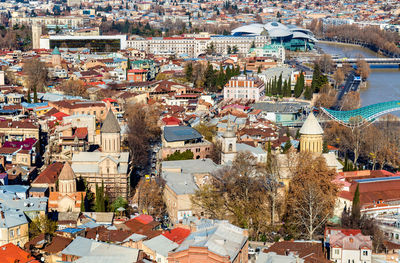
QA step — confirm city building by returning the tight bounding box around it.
[71,110,130,199]
[221,121,237,165]
[32,23,42,50]
[223,75,265,102]
[0,243,39,263]
[248,44,286,62]
[48,162,85,213]
[161,126,213,160]
[299,113,324,153]
[40,35,128,51]
[325,227,372,263]
[12,16,85,29]
[161,159,221,222]
[127,34,269,57]
[232,22,317,51]
[167,221,249,263]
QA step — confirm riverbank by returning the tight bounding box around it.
[318,40,366,49]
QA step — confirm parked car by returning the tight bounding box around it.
[248,248,255,255]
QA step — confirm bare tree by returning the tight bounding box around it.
[340,91,360,111]
[285,152,338,239]
[125,103,161,167]
[333,68,345,88]
[23,58,48,94]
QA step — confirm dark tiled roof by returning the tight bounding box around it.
[100,109,121,133]
[32,162,64,184]
[163,126,202,142]
[265,241,330,263]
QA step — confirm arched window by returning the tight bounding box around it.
[228,143,233,152]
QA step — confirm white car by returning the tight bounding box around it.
[248,248,255,255]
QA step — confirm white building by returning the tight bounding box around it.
[223,75,265,102]
[325,228,372,263]
[127,34,269,57]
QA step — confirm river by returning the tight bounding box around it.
[316,42,400,108]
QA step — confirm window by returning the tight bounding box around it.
[334,249,339,255]
[363,250,368,256]
[228,143,233,152]
[10,229,14,238]
[17,228,20,236]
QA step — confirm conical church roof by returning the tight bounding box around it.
[101,109,121,133]
[299,113,323,135]
[52,46,61,55]
[59,162,75,181]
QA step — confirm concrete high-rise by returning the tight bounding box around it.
[32,23,42,50]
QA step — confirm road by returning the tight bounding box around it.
[334,71,361,110]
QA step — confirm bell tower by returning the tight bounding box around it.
[221,117,237,165]
[101,109,121,153]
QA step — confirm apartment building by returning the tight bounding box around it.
[223,75,265,102]
[127,34,269,57]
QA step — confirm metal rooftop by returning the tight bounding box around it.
[322,101,400,127]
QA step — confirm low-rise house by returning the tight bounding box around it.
[31,162,64,195]
[161,159,221,223]
[167,221,249,263]
[325,227,372,263]
[61,236,142,263]
[142,235,179,263]
[0,243,39,263]
[0,206,29,247]
[265,241,330,263]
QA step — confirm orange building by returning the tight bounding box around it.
[0,243,40,263]
[127,69,148,82]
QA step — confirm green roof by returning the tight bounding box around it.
[322,101,400,127]
[52,46,61,55]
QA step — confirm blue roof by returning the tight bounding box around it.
[355,176,400,183]
[163,126,202,142]
[58,228,84,234]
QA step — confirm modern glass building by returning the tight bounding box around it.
[231,22,317,51]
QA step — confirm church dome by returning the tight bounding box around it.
[299,113,324,135]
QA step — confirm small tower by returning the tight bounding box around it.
[221,117,237,165]
[58,162,76,194]
[299,113,324,154]
[32,23,42,50]
[101,109,121,153]
[51,46,61,66]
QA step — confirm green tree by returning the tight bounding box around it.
[111,196,128,212]
[95,182,106,212]
[204,62,217,92]
[251,41,255,48]
[29,215,57,238]
[27,89,31,103]
[80,193,85,212]
[304,86,313,100]
[277,73,283,95]
[227,45,232,54]
[311,63,328,93]
[351,184,361,223]
[323,141,329,153]
[166,150,194,161]
[282,140,292,153]
[257,66,262,74]
[294,72,305,98]
[185,62,193,82]
[232,45,238,54]
[33,87,38,103]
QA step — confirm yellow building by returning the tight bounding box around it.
[299,113,324,154]
[0,209,29,247]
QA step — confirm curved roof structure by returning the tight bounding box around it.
[232,22,313,40]
[322,101,400,127]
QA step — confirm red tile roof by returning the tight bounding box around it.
[134,214,153,225]
[162,227,191,244]
[52,111,69,121]
[0,243,40,263]
[74,127,88,139]
[32,162,64,185]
